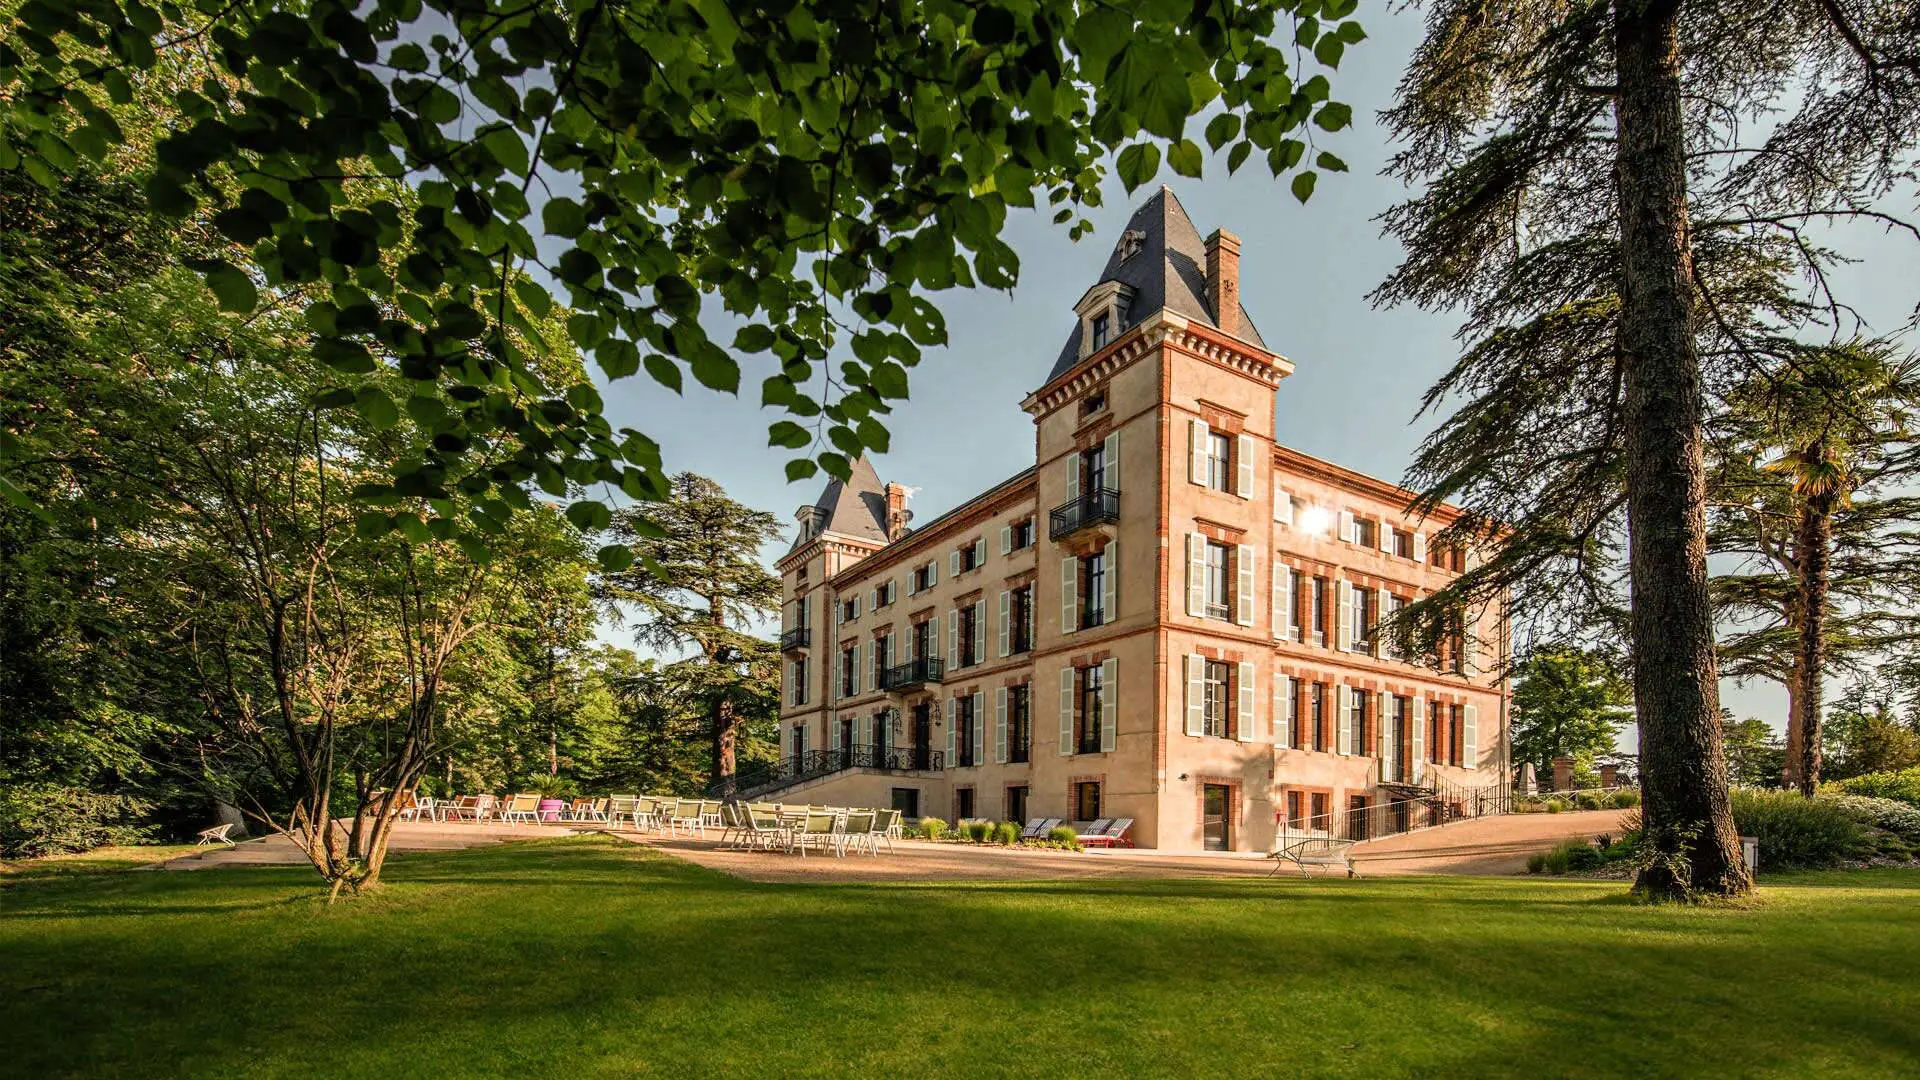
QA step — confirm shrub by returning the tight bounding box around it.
[0,784,154,859]
[1575,791,1606,811]
[919,817,948,841]
[1544,798,1565,814]
[1047,825,1078,845]
[1830,767,1920,809]
[967,820,993,843]
[1729,789,1872,870]
[1609,788,1641,809]
[1528,838,1596,875]
[1822,794,1920,845]
[994,821,1021,845]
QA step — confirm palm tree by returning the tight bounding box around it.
[1711,343,1920,795]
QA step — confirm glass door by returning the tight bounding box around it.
[1203,785,1230,851]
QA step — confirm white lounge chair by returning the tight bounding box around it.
[195,823,237,847]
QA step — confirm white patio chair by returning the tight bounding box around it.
[195,823,237,847]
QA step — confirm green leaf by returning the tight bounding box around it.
[204,262,258,313]
[691,353,740,393]
[355,511,393,539]
[355,386,400,430]
[1291,170,1319,203]
[1110,47,1193,139]
[565,500,613,532]
[1116,142,1161,193]
[1314,36,1345,69]
[1227,140,1253,175]
[1205,113,1241,151]
[768,420,812,449]
[596,544,636,572]
[1073,8,1132,75]
[785,458,819,482]
[1167,139,1204,179]
[1316,151,1350,173]
[1314,101,1353,131]
[644,354,684,393]
[542,197,587,238]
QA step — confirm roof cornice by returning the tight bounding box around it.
[775,531,885,574]
[1023,310,1292,418]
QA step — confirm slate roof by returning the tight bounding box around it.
[1044,186,1267,384]
[790,455,889,551]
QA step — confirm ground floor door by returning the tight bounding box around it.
[838,717,854,763]
[890,787,919,819]
[1006,786,1028,824]
[1347,795,1371,841]
[1202,784,1231,851]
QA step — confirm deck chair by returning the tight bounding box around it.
[1079,818,1134,848]
[667,799,705,838]
[195,823,237,847]
[794,811,840,858]
[839,811,879,856]
[499,793,541,825]
[1269,836,1358,878]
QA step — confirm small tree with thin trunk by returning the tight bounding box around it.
[600,474,782,792]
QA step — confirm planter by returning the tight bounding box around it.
[537,798,565,822]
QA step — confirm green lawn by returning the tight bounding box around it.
[3,837,1917,1079]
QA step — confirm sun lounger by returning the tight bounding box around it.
[1079,818,1134,848]
[1269,837,1357,877]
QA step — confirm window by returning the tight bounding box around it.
[1350,688,1371,756]
[1205,430,1232,491]
[1290,568,1307,643]
[1310,575,1330,646]
[1428,700,1443,764]
[1202,660,1233,739]
[1204,542,1231,620]
[956,695,978,767]
[1091,312,1111,350]
[1309,682,1328,752]
[1010,518,1035,551]
[840,645,858,697]
[1080,390,1107,418]
[1383,593,1407,660]
[1073,781,1102,821]
[958,541,982,573]
[1352,515,1377,548]
[1350,586,1374,652]
[1077,664,1105,754]
[1006,785,1029,824]
[1310,792,1331,832]
[1080,549,1109,629]
[790,724,807,757]
[872,633,893,683]
[1077,442,1110,497]
[789,658,808,706]
[955,787,976,820]
[958,604,979,667]
[1391,696,1413,780]
[1392,528,1414,559]
[877,580,897,607]
[841,597,859,623]
[912,619,936,663]
[891,787,919,818]
[1286,790,1306,829]
[1449,703,1465,765]
[912,563,936,593]
[1011,584,1035,654]
[1284,679,1303,750]
[1008,684,1031,763]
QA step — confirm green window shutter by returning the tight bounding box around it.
[995,687,1008,765]
[1237,661,1257,742]
[1058,666,1075,756]
[1060,555,1079,633]
[1102,540,1118,622]
[997,590,1010,658]
[1463,704,1479,768]
[1100,658,1118,753]
[1184,654,1204,737]
[1235,544,1256,627]
[1102,430,1120,493]
[945,696,956,761]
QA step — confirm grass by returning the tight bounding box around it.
[3,837,1919,1078]
[0,844,198,883]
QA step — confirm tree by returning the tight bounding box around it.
[1720,714,1786,788]
[1377,0,1919,898]
[589,653,780,796]
[1509,647,1633,783]
[3,0,1364,565]
[1823,675,1920,780]
[1710,344,1920,794]
[599,473,782,789]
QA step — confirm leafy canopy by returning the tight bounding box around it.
[2,0,1362,558]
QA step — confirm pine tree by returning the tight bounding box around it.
[599,474,783,790]
[1376,0,1919,897]
[1710,344,1920,794]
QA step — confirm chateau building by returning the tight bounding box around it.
[768,189,1508,853]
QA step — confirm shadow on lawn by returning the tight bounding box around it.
[6,838,1919,1078]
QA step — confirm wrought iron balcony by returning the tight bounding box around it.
[714,743,949,798]
[881,657,945,692]
[1049,488,1120,540]
[779,625,810,653]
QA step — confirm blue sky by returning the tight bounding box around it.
[592,8,1918,734]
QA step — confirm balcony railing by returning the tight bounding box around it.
[881,657,944,692]
[1049,488,1120,540]
[779,625,810,653]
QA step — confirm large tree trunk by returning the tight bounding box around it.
[1614,0,1750,898]
[1793,488,1834,796]
[1782,668,1804,789]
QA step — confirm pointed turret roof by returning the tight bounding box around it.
[789,455,888,551]
[1044,187,1266,384]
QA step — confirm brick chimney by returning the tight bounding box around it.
[883,482,912,542]
[1204,228,1241,338]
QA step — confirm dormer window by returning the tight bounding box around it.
[1074,280,1136,361]
[1118,229,1146,261]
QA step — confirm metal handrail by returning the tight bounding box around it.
[1048,488,1120,540]
[717,743,948,798]
[881,656,944,691]
[779,625,810,652]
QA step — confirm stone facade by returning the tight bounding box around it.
[771,189,1508,852]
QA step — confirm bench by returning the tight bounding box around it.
[1268,837,1357,877]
